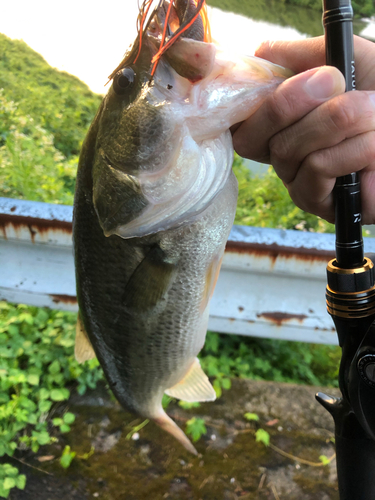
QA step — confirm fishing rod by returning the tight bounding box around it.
[316,0,375,497]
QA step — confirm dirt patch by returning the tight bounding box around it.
[8,379,340,500]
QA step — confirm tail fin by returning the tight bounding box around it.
[154,411,198,455]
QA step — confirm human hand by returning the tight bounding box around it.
[232,36,375,224]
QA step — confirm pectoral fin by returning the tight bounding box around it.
[75,315,96,363]
[123,246,177,312]
[165,358,216,402]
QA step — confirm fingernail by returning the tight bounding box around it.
[304,67,342,100]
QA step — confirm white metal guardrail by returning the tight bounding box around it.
[2,197,375,345]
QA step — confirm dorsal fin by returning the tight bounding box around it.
[165,358,216,402]
[75,315,96,363]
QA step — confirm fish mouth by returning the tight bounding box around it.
[108,0,211,82]
[147,0,206,45]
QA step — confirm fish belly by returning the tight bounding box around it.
[73,168,238,419]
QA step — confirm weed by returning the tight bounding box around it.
[0,302,103,498]
[60,445,76,469]
[185,418,207,443]
[255,428,271,447]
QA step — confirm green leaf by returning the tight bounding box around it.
[60,446,76,469]
[221,378,231,390]
[59,338,74,348]
[38,388,50,400]
[1,465,18,477]
[178,401,201,410]
[319,455,330,466]
[244,413,259,422]
[16,475,26,490]
[59,424,71,433]
[19,313,34,325]
[18,397,36,411]
[213,379,222,398]
[39,400,52,412]
[27,374,39,386]
[185,417,207,443]
[48,360,61,375]
[255,428,270,447]
[50,388,69,401]
[2,479,15,490]
[0,484,10,499]
[7,325,18,336]
[63,412,75,424]
[36,432,51,445]
[27,413,38,425]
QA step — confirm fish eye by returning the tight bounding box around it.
[113,67,136,95]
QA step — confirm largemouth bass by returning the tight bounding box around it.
[73,0,291,455]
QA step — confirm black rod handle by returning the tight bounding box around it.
[335,433,375,499]
[323,0,356,91]
[323,0,364,269]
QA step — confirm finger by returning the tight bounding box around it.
[255,37,325,74]
[353,36,375,90]
[270,91,375,184]
[360,170,375,225]
[286,130,375,223]
[232,65,345,162]
[256,36,375,91]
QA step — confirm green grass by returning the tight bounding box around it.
[0,33,101,204]
[0,34,101,158]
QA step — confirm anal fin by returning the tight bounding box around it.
[75,315,96,364]
[165,358,216,402]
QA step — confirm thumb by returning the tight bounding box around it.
[232,65,345,162]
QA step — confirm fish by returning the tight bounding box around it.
[73,0,291,455]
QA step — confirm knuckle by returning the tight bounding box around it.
[360,131,375,162]
[269,125,299,165]
[266,89,298,126]
[269,134,289,164]
[367,131,375,158]
[325,94,363,133]
[305,149,328,175]
[232,134,248,159]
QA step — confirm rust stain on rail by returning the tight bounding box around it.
[50,294,77,305]
[0,214,72,243]
[226,240,334,265]
[0,211,333,269]
[257,311,308,326]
